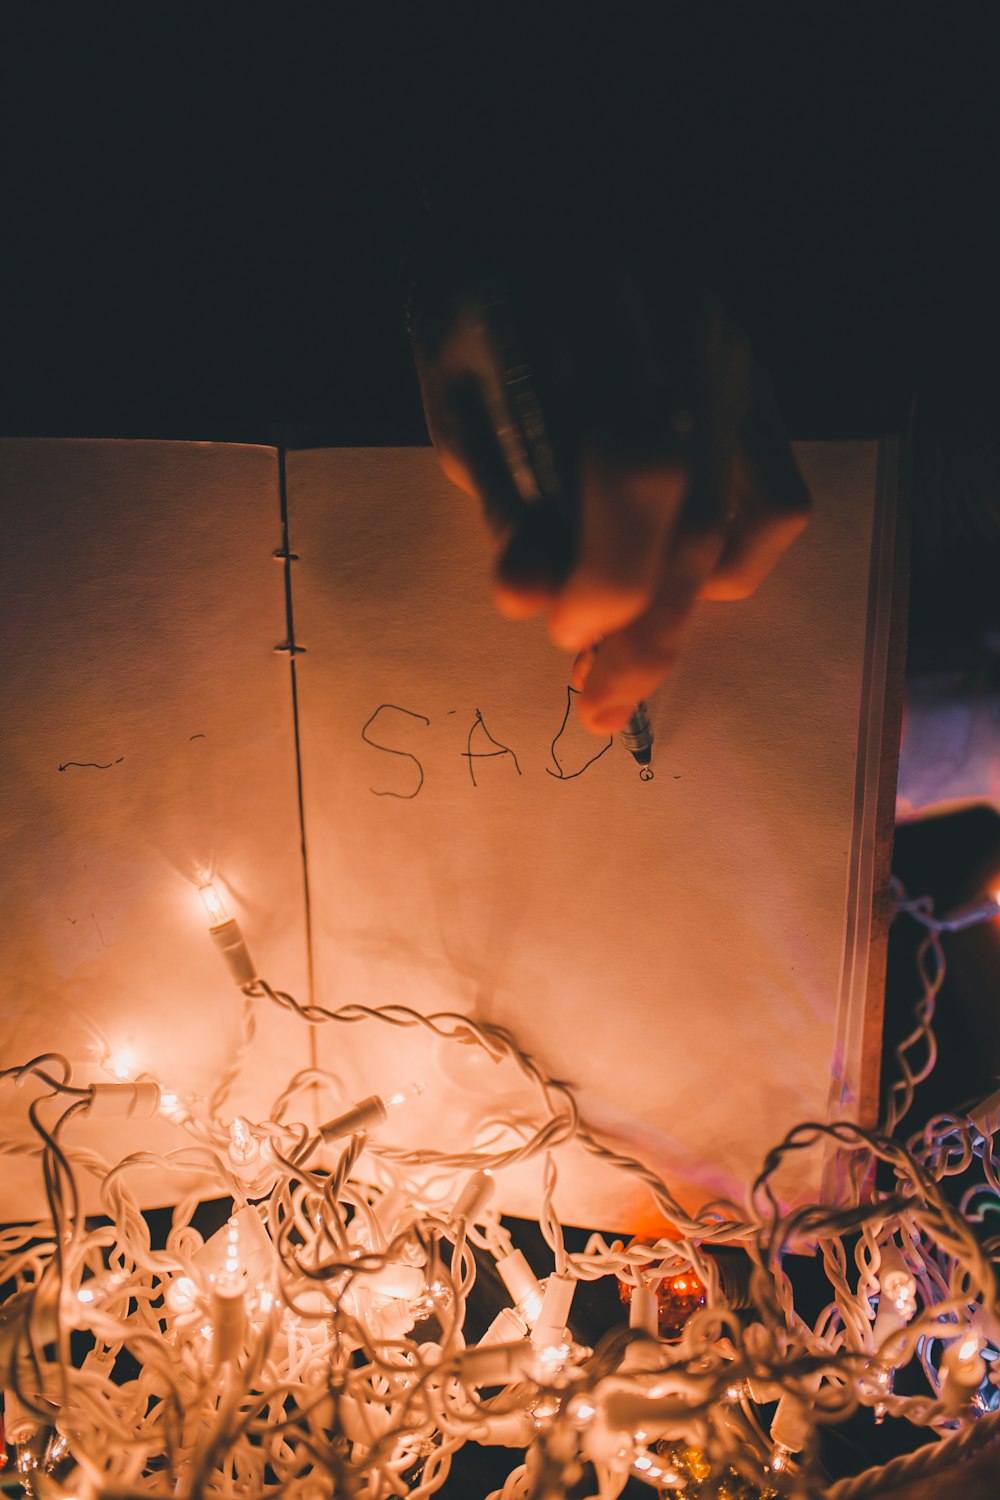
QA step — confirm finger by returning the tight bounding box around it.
[415,301,543,533]
[701,374,811,600]
[493,504,574,618]
[700,503,810,600]
[571,643,598,691]
[424,370,530,532]
[576,524,726,732]
[546,450,687,653]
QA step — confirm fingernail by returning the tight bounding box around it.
[591,704,633,733]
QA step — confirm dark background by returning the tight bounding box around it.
[2,4,998,445]
[3,7,999,1492]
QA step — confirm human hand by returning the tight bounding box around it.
[412,258,811,733]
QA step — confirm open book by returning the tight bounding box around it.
[0,439,903,1228]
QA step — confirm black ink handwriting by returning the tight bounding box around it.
[58,758,124,772]
[546,687,613,780]
[361,705,430,800]
[463,710,522,788]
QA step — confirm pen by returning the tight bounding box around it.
[618,702,654,767]
[470,288,655,771]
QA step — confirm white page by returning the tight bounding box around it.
[289,443,893,1229]
[0,441,310,1218]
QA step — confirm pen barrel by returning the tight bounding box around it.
[619,704,653,756]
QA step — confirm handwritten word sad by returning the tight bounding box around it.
[360,689,616,801]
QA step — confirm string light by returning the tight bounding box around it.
[2,880,1000,1498]
[876,1240,918,1320]
[316,1082,423,1146]
[941,1327,988,1415]
[198,879,256,985]
[496,1247,546,1326]
[198,881,228,924]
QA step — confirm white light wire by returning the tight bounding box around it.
[1,882,998,1498]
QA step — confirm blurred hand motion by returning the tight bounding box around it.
[412,248,811,733]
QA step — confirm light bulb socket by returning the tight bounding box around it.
[358,1262,425,1301]
[770,1393,811,1454]
[460,1340,531,1387]
[478,1307,528,1347]
[531,1273,576,1353]
[211,1287,246,1365]
[2,1390,37,1446]
[453,1169,495,1223]
[209,917,257,986]
[710,1247,755,1310]
[319,1094,389,1143]
[942,1335,986,1400]
[629,1284,659,1338]
[497,1250,544,1327]
[87,1081,161,1119]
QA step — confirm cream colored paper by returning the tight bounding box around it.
[0,441,310,1217]
[1,440,894,1232]
[289,444,891,1228]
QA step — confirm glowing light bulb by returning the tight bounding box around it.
[385,1081,425,1110]
[199,882,228,925]
[528,1274,578,1382]
[319,1085,422,1145]
[629,1451,682,1488]
[959,1332,980,1362]
[617,1256,707,1341]
[941,1327,986,1411]
[198,880,256,984]
[531,1393,561,1421]
[216,1216,243,1290]
[210,1216,247,1365]
[166,1276,198,1314]
[867,1361,894,1423]
[228,1116,260,1168]
[769,1442,793,1475]
[532,1339,572,1377]
[877,1243,918,1320]
[106,1048,136,1082]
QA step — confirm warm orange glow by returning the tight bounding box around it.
[198,881,227,924]
[618,1258,708,1341]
